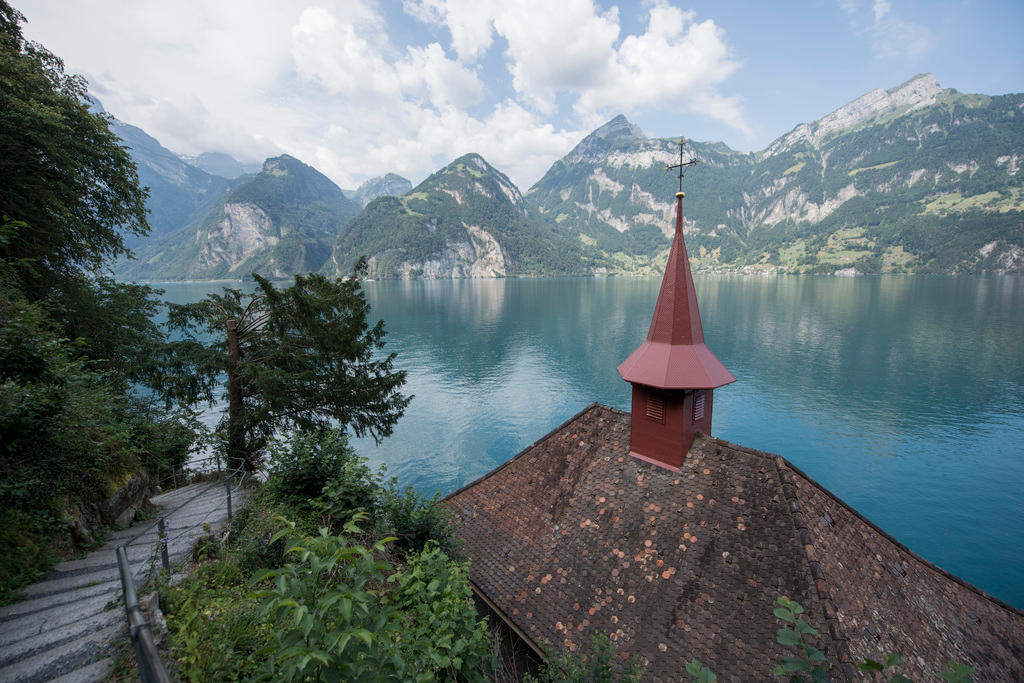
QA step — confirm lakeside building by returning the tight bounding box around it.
[443,167,1024,680]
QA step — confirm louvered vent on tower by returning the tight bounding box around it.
[646,396,665,423]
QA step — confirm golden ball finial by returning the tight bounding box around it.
[676,191,685,198]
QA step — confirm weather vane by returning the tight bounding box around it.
[665,137,700,194]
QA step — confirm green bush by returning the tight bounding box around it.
[254,515,491,681]
[264,430,378,516]
[161,561,269,682]
[227,489,295,575]
[386,541,490,678]
[525,633,644,683]
[381,484,461,559]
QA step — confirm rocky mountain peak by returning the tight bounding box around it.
[568,115,646,163]
[262,154,300,174]
[183,152,260,179]
[591,114,646,142]
[352,172,412,206]
[765,73,945,156]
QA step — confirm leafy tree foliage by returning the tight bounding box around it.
[0,7,198,602]
[0,272,195,602]
[162,429,489,681]
[165,265,410,469]
[0,1,147,296]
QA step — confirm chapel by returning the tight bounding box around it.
[443,144,1024,681]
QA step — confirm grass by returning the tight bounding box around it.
[848,160,899,176]
[920,189,1024,214]
[881,245,915,271]
[814,228,874,266]
[783,161,806,176]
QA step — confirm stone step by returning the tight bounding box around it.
[17,565,114,600]
[0,622,120,682]
[0,479,249,682]
[46,656,114,683]
[0,608,121,668]
[0,580,121,622]
[0,590,115,647]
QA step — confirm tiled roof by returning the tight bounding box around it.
[444,404,1024,682]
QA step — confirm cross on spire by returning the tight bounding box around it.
[665,137,700,194]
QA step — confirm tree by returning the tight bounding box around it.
[0,2,148,298]
[0,3,166,392]
[165,263,411,470]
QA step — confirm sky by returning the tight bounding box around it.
[15,0,1024,190]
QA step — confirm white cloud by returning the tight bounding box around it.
[869,1,934,61]
[291,6,401,100]
[407,0,750,134]
[575,3,748,135]
[493,0,620,115]
[16,0,749,190]
[404,0,498,63]
[838,0,935,62]
[397,43,484,110]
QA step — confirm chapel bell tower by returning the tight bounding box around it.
[617,139,735,471]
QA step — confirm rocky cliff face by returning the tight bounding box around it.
[121,154,361,280]
[196,203,279,274]
[764,74,944,156]
[370,223,507,279]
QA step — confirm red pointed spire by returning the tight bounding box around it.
[618,193,735,389]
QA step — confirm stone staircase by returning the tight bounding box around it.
[0,480,248,682]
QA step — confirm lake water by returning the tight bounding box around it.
[156,275,1024,609]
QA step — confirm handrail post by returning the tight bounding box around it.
[116,545,172,683]
[157,518,170,573]
[225,477,232,519]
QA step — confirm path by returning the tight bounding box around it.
[0,480,248,682]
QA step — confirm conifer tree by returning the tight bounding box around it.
[164,261,410,470]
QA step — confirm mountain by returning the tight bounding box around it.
[119,155,362,280]
[88,97,230,249]
[528,114,752,273]
[528,74,1024,274]
[181,152,261,179]
[323,153,595,279]
[348,173,413,206]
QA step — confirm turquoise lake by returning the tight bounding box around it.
[157,275,1024,609]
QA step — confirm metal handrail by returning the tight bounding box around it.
[116,545,172,683]
[116,459,248,678]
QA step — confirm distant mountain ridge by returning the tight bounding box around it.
[323,154,594,279]
[88,97,230,250]
[528,73,1024,274]
[346,173,413,207]
[119,155,362,280]
[180,152,261,179]
[112,73,1023,279]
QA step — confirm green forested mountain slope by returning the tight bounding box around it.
[528,74,1024,273]
[324,153,598,279]
[89,98,230,250]
[119,155,362,280]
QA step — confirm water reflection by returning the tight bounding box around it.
[155,275,1024,608]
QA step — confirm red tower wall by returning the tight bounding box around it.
[628,386,714,471]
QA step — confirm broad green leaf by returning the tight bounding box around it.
[859,659,885,672]
[774,607,795,623]
[884,653,903,667]
[780,657,811,672]
[776,628,802,646]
